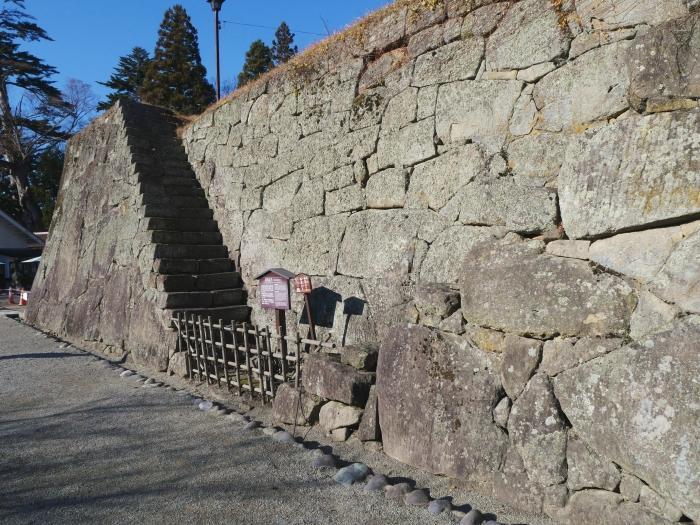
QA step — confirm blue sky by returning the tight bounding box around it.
[22,0,392,104]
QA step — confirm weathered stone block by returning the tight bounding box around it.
[436,80,522,152]
[554,318,700,521]
[534,41,631,131]
[413,38,484,87]
[486,0,570,71]
[558,109,700,239]
[340,345,378,371]
[376,118,436,170]
[377,325,507,480]
[414,284,460,328]
[272,383,323,426]
[459,179,558,234]
[508,373,568,487]
[650,229,700,314]
[460,238,637,337]
[541,337,622,376]
[545,240,590,260]
[567,433,621,491]
[325,184,365,215]
[559,489,677,525]
[302,354,374,407]
[356,385,381,441]
[406,144,485,211]
[576,0,689,30]
[589,221,700,282]
[499,335,542,400]
[420,225,503,284]
[365,168,406,209]
[628,14,700,107]
[630,291,681,340]
[319,400,363,431]
[507,132,569,187]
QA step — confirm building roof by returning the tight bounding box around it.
[0,209,45,256]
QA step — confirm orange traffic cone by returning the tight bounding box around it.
[19,289,27,306]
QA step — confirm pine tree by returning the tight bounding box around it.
[237,40,273,87]
[141,5,215,115]
[97,47,150,111]
[0,0,74,230]
[271,22,297,66]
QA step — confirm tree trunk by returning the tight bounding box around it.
[10,162,43,232]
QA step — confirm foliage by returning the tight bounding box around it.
[0,0,94,230]
[237,39,273,87]
[97,47,151,111]
[271,22,297,66]
[141,5,216,115]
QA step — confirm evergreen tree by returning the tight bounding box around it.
[237,40,273,87]
[141,5,215,115]
[97,47,150,111]
[0,0,77,230]
[271,22,297,66]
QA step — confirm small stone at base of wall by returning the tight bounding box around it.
[303,354,374,407]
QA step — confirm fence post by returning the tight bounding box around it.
[219,318,230,392]
[254,324,266,404]
[243,322,254,398]
[295,332,302,389]
[198,315,211,384]
[231,320,242,396]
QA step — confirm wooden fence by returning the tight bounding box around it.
[172,312,334,404]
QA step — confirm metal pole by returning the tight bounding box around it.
[215,8,221,100]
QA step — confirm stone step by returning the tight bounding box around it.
[152,243,229,260]
[138,174,199,187]
[158,288,245,309]
[140,193,210,208]
[152,272,242,292]
[153,258,233,275]
[170,305,251,323]
[141,205,214,219]
[149,230,222,245]
[140,183,205,198]
[141,217,219,233]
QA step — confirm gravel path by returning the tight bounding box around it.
[0,317,546,524]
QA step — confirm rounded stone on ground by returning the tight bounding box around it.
[312,454,337,469]
[310,448,326,458]
[191,398,204,405]
[226,413,246,423]
[334,463,370,486]
[209,408,227,417]
[364,474,388,492]
[262,427,278,436]
[404,489,430,506]
[460,509,483,525]
[385,482,412,502]
[119,370,134,378]
[144,378,156,385]
[243,420,261,430]
[272,431,296,444]
[198,400,214,411]
[428,499,452,514]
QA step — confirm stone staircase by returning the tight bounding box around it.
[122,101,249,323]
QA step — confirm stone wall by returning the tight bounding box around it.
[26,103,173,366]
[182,0,699,522]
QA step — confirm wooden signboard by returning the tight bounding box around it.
[259,275,290,310]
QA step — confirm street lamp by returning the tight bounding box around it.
[207,0,225,100]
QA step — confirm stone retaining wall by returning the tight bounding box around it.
[183,1,699,521]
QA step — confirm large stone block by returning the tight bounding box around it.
[533,41,631,132]
[486,0,570,71]
[302,354,374,407]
[405,144,486,211]
[460,237,637,337]
[376,118,436,170]
[567,433,621,491]
[650,229,700,314]
[459,178,558,234]
[508,373,568,487]
[337,209,450,278]
[507,132,569,187]
[628,14,700,107]
[272,383,323,426]
[559,489,677,525]
[436,80,522,152]
[558,109,700,239]
[553,318,700,521]
[319,401,363,431]
[412,38,484,87]
[377,325,507,479]
[589,221,700,282]
[576,0,689,30]
[419,225,503,284]
[499,335,542,400]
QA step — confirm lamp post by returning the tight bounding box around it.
[207,0,225,100]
